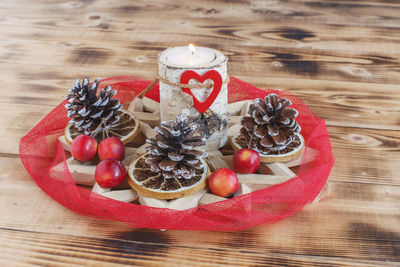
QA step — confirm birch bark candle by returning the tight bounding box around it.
[158,45,229,150]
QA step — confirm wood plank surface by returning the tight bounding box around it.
[1,0,399,266]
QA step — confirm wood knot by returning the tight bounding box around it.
[345,134,382,147]
[349,134,366,144]
[136,55,149,63]
[340,65,371,77]
[271,61,283,68]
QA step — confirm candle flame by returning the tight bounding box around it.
[188,44,196,55]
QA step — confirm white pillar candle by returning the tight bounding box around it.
[167,44,215,66]
[158,45,229,150]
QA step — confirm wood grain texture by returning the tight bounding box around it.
[1,0,400,266]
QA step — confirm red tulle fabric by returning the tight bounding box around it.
[19,77,334,231]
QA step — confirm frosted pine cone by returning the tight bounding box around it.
[145,115,207,180]
[65,77,121,136]
[240,94,301,154]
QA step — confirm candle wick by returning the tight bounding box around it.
[189,44,196,56]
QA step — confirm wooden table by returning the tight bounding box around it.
[2,0,399,266]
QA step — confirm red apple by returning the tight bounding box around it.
[208,168,239,197]
[95,159,127,188]
[71,135,98,162]
[98,137,125,161]
[232,148,260,174]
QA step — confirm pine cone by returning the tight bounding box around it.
[65,77,121,136]
[191,109,228,138]
[145,115,207,180]
[240,94,301,154]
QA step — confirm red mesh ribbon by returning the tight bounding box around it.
[20,76,334,231]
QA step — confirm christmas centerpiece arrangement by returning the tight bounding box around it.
[20,45,334,231]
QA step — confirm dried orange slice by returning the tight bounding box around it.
[231,133,305,163]
[64,109,140,144]
[128,153,210,199]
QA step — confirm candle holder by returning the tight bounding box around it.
[158,46,229,150]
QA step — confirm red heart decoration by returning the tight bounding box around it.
[180,70,222,114]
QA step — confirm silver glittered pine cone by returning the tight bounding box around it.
[240,94,301,154]
[145,115,207,180]
[65,77,121,136]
